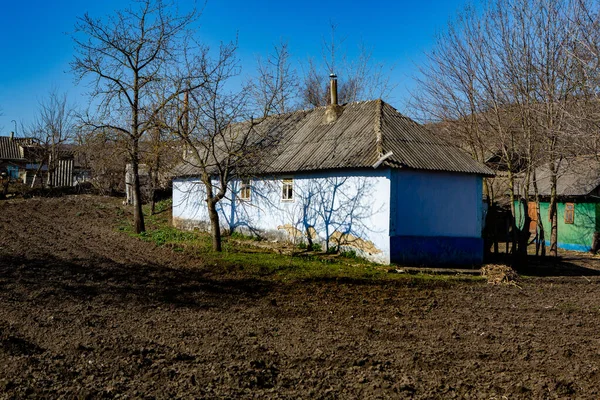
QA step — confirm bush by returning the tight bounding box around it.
[310,242,322,252]
[340,249,357,259]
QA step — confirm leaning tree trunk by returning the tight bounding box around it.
[31,156,47,189]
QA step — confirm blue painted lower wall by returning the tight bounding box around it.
[390,236,484,265]
[543,240,591,252]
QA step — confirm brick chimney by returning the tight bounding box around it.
[9,131,14,141]
[323,74,343,124]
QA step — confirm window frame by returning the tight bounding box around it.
[564,202,574,224]
[239,179,251,202]
[281,178,294,202]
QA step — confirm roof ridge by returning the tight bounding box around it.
[374,99,383,157]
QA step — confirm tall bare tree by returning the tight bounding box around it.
[26,90,76,188]
[413,0,583,260]
[76,127,129,194]
[71,0,200,233]
[169,41,296,251]
[248,41,299,116]
[300,24,395,108]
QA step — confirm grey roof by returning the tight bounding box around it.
[531,156,600,197]
[174,100,494,178]
[0,137,32,160]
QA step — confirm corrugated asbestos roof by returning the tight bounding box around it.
[173,100,495,178]
[530,156,600,197]
[0,137,32,160]
[379,102,494,175]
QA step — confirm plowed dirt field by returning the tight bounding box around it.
[1,195,600,398]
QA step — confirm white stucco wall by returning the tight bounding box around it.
[173,169,392,263]
[389,169,483,238]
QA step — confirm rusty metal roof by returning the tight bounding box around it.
[173,100,494,178]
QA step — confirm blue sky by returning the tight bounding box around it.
[0,0,469,135]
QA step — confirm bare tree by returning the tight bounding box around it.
[413,0,582,261]
[169,41,297,251]
[248,41,299,116]
[300,24,395,108]
[76,128,129,194]
[169,42,248,251]
[71,0,200,233]
[26,90,76,188]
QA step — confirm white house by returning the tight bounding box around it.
[171,77,494,265]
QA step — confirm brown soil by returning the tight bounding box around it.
[2,195,600,399]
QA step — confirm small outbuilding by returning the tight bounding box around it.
[172,79,494,265]
[521,156,600,252]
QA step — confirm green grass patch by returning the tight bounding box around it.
[118,203,483,284]
[138,226,200,247]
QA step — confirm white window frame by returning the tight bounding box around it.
[281,178,294,202]
[239,179,251,201]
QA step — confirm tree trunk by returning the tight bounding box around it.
[31,155,47,189]
[532,168,545,257]
[150,189,156,215]
[549,163,558,257]
[207,199,222,252]
[517,166,532,263]
[507,170,518,257]
[150,134,161,216]
[149,167,158,215]
[131,140,145,234]
[518,198,531,255]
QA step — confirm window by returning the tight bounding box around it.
[6,166,18,180]
[564,203,574,224]
[281,178,294,201]
[239,179,251,201]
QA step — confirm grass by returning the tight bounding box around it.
[115,199,484,284]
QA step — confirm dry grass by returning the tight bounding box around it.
[481,264,520,285]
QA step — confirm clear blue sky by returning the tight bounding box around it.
[0,0,470,135]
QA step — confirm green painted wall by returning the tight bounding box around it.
[515,201,599,251]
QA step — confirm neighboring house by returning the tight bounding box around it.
[0,134,76,187]
[518,156,600,252]
[171,79,494,265]
[0,134,35,183]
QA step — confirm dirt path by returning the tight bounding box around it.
[1,196,600,398]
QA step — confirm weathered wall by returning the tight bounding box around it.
[173,169,392,263]
[516,201,598,252]
[389,169,484,265]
